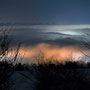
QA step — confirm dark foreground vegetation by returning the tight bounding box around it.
[0,61,90,90]
[1,28,90,90]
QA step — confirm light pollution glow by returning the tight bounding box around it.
[1,24,90,64]
[6,43,88,64]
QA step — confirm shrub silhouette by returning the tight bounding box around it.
[0,60,90,90]
[37,64,90,90]
[0,27,21,90]
[0,28,90,90]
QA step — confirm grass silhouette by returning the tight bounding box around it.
[0,61,90,90]
[0,27,90,90]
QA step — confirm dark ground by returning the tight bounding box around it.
[0,61,90,90]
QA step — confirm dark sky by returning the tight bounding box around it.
[0,0,90,24]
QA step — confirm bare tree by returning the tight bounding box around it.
[0,26,22,90]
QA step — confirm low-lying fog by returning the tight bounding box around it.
[0,25,90,64]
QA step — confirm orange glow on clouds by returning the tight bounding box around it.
[7,43,85,64]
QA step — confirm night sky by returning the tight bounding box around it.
[0,0,90,24]
[1,1,90,89]
[0,0,90,63]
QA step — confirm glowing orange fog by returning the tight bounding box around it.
[7,43,85,64]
